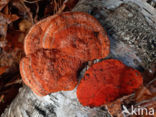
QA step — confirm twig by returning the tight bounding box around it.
[146,78,156,87]
[56,0,69,14]
[4,79,22,88]
[34,2,39,23]
[23,0,42,4]
[20,0,34,24]
[135,97,156,108]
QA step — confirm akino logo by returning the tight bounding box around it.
[122,105,155,116]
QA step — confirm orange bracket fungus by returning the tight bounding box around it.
[20,49,82,96]
[77,59,143,107]
[20,12,110,96]
[24,12,110,61]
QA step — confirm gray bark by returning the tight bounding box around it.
[1,0,156,117]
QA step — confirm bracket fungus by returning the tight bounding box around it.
[24,12,110,61]
[77,59,143,107]
[20,12,110,96]
[20,49,82,96]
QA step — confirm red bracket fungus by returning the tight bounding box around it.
[20,12,110,96]
[77,59,143,107]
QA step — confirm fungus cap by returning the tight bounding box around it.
[20,49,82,96]
[24,12,110,61]
[77,59,143,107]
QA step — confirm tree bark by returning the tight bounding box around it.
[2,0,156,117]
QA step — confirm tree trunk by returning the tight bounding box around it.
[1,0,156,117]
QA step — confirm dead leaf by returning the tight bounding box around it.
[6,14,19,24]
[19,19,32,32]
[0,95,4,103]
[135,86,153,102]
[0,12,19,46]
[106,94,133,117]
[0,66,8,75]
[0,41,7,48]
[0,0,10,11]
[0,13,8,41]
[134,85,156,116]
[6,30,25,50]
[12,0,33,23]
[106,99,123,117]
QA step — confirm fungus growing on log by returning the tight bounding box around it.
[20,11,110,96]
[24,12,110,61]
[77,59,143,107]
[20,49,82,96]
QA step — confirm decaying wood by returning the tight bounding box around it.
[1,0,156,117]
